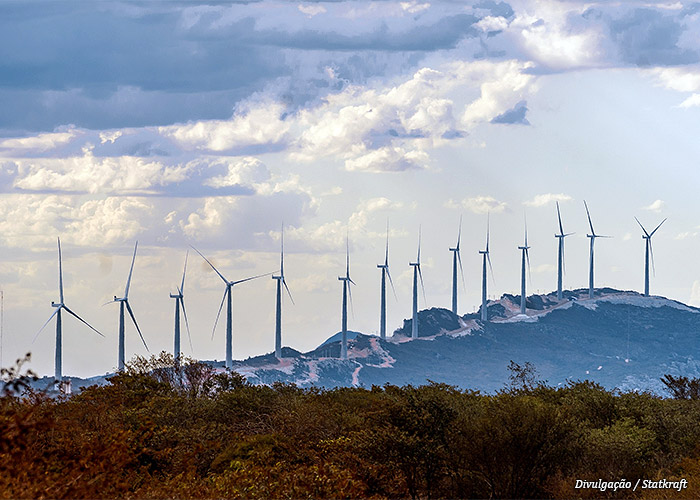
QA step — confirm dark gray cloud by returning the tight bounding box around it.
[474,0,514,20]
[0,2,484,132]
[610,8,698,66]
[2,0,700,134]
[491,100,529,125]
[248,14,479,51]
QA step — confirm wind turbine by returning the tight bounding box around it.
[554,202,574,301]
[449,216,466,315]
[34,237,103,382]
[193,246,271,369]
[479,215,494,321]
[338,235,355,359]
[518,218,532,315]
[272,224,294,359]
[112,242,148,372]
[634,217,666,297]
[584,201,611,299]
[170,251,192,365]
[377,222,396,341]
[409,227,426,339]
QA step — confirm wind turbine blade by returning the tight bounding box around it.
[486,214,490,253]
[634,217,650,237]
[283,279,295,305]
[63,305,104,337]
[179,294,193,353]
[562,244,566,276]
[386,267,398,301]
[487,253,495,286]
[417,226,422,264]
[457,215,462,250]
[33,308,60,343]
[457,250,466,292]
[524,217,528,247]
[180,250,189,294]
[102,299,117,307]
[556,201,564,235]
[418,266,427,305]
[124,301,148,351]
[212,288,228,340]
[231,271,274,286]
[57,237,64,304]
[526,249,532,284]
[124,241,138,299]
[348,282,355,319]
[584,200,595,235]
[386,220,390,260]
[280,222,285,276]
[346,232,350,277]
[650,240,656,277]
[650,218,667,237]
[191,245,228,285]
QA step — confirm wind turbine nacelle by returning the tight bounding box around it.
[169,293,179,299]
[272,274,281,279]
[51,301,60,308]
[449,247,457,252]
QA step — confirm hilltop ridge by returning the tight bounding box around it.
[230,289,700,393]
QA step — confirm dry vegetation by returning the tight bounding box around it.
[2,354,700,499]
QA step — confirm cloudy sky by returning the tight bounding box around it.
[2,0,700,377]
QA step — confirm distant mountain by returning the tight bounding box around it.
[232,289,700,394]
[24,289,700,395]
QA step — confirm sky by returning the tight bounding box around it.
[2,0,700,378]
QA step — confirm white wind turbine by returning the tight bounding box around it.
[170,251,192,365]
[409,227,426,339]
[110,242,148,372]
[272,224,294,359]
[193,246,271,369]
[34,238,103,382]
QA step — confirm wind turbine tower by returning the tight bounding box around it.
[377,222,396,341]
[554,202,573,301]
[34,238,103,381]
[478,216,493,321]
[112,242,148,372]
[584,201,611,299]
[272,224,294,359]
[170,251,192,365]
[194,247,271,369]
[409,228,426,339]
[449,216,465,315]
[518,219,531,315]
[338,235,355,359]
[635,217,666,297]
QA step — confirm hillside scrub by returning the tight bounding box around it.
[2,354,700,499]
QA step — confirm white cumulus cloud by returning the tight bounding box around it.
[524,193,572,207]
[446,195,507,214]
[160,100,290,152]
[643,199,665,212]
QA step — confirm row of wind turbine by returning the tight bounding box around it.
[36,201,668,378]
